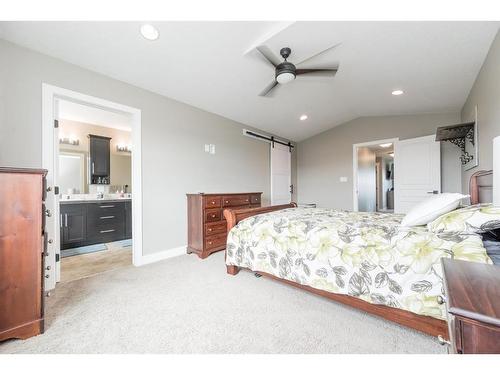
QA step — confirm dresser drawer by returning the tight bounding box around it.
[205,208,222,222]
[222,195,250,207]
[204,196,221,208]
[205,221,226,236]
[250,194,261,205]
[205,233,227,250]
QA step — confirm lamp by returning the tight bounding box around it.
[494,136,500,206]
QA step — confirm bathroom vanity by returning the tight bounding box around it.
[60,198,132,249]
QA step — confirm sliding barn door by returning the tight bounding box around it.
[394,135,441,213]
[271,143,292,205]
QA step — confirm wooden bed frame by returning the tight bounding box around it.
[222,171,493,339]
[223,203,449,339]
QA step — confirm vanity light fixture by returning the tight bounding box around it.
[117,144,132,153]
[389,152,395,157]
[379,143,393,148]
[392,90,404,96]
[140,24,159,41]
[59,136,79,146]
[300,114,308,121]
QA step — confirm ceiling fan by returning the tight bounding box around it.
[255,45,339,97]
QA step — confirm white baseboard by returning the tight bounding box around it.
[135,245,187,266]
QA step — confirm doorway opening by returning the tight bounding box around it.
[57,100,134,282]
[353,138,397,212]
[42,84,142,290]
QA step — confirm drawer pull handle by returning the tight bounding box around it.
[245,199,249,202]
[100,229,115,233]
[208,228,212,232]
[437,295,446,305]
[208,241,212,245]
[211,214,216,218]
[225,201,229,203]
[100,205,115,208]
[100,216,115,219]
[437,335,451,346]
[211,201,216,204]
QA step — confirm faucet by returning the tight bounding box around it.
[97,192,104,199]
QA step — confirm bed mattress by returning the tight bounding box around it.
[226,207,492,320]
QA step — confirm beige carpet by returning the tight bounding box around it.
[0,251,445,354]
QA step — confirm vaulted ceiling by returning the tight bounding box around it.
[0,21,498,141]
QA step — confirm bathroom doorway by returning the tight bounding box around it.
[42,84,142,290]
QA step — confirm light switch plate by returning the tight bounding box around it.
[340,176,348,183]
[209,144,216,155]
[204,144,210,153]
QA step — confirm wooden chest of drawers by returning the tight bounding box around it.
[441,258,500,354]
[0,167,47,341]
[186,192,262,259]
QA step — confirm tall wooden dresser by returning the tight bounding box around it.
[0,167,47,341]
[187,192,262,259]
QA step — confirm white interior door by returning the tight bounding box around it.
[394,135,441,213]
[271,143,292,205]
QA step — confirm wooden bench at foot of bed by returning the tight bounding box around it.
[223,203,449,340]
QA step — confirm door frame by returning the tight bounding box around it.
[352,137,398,211]
[42,83,143,290]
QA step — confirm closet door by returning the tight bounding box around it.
[394,135,441,213]
[271,143,292,205]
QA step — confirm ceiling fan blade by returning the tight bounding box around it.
[296,43,341,66]
[296,68,338,77]
[255,45,281,67]
[259,81,279,97]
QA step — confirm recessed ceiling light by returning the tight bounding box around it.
[140,24,159,41]
[379,143,392,148]
[392,90,404,96]
[300,114,308,121]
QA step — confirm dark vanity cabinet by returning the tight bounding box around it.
[60,203,87,248]
[89,134,111,184]
[60,200,131,249]
[125,200,132,238]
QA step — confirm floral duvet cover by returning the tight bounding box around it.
[225,208,492,319]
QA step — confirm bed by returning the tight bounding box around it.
[223,171,495,339]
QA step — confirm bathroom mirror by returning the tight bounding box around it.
[59,151,86,194]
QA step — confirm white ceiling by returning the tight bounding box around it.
[59,100,132,131]
[0,21,498,141]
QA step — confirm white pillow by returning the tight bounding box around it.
[400,193,469,227]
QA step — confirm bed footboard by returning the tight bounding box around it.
[226,265,240,275]
[223,203,297,233]
[223,203,297,276]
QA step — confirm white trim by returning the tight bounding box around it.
[136,246,187,266]
[42,84,143,290]
[352,137,399,211]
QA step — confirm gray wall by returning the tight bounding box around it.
[0,39,296,255]
[461,30,500,189]
[297,113,462,209]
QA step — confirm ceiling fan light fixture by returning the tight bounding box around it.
[392,89,404,96]
[300,114,308,121]
[276,72,295,84]
[276,60,296,84]
[140,24,159,41]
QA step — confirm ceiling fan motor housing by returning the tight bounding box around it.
[275,61,296,83]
